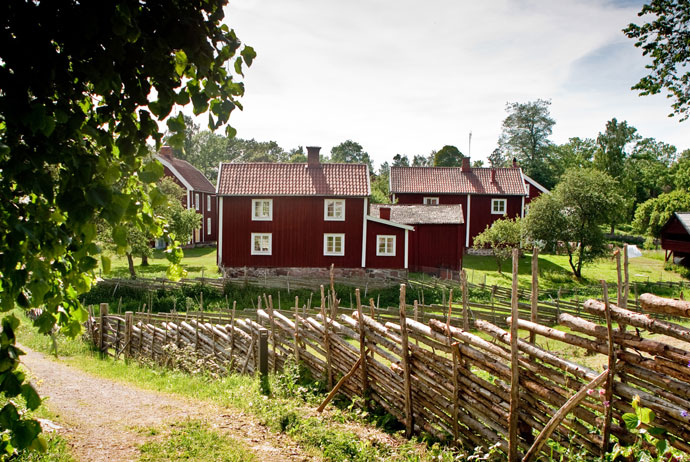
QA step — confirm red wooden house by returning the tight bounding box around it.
[156,147,217,245]
[390,158,546,247]
[216,147,413,276]
[660,212,690,264]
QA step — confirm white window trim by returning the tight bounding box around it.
[491,198,507,215]
[207,217,211,235]
[324,199,346,221]
[376,235,396,256]
[195,192,200,211]
[423,197,439,205]
[207,195,212,212]
[251,233,272,255]
[323,233,345,256]
[252,198,273,221]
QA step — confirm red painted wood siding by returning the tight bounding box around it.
[220,196,365,268]
[524,182,545,205]
[409,224,464,271]
[661,218,690,254]
[365,221,406,269]
[163,167,217,244]
[394,193,522,246]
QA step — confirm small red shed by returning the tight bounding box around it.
[660,212,690,264]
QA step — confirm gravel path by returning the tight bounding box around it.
[22,348,313,462]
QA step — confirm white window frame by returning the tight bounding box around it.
[423,197,439,205]
[195,193,200,211]
[251,233,272,255]
[491,198,507,215]
[323,233,345,256]
[207,195,212,212]
[207,217,211,235]
[252,198,273,221]
[376,235,396,256]
[324,199,346,221]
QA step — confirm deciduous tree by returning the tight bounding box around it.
[473,218,522,273]
[624,0,690,120]
[632,189,690,237]
[524,168,623,278]
[330,140,373,171]
[434,145,464,167]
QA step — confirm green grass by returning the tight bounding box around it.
[138,420,256,462]
[105,247,220,280]
[462,249,683,291]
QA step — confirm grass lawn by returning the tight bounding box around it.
[461,249,683,291]
[105,247,221,280]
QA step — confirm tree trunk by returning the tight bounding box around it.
[126,253,136,279]
[141,255,149,266]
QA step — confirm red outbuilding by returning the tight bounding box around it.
[390,158,547,247]
[660,212,690,264]
[156,147,217,245]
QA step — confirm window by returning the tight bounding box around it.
[423,197,439,205]
[252,199,273,220]
[376,235,396,256]
[207,218,211,235]
[195,193,200,211]
[251,233,272,255]
[323,234,345,256]
[491,198,507,215]
[324,199,345,221]
[207,195,212,212]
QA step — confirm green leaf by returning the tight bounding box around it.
[112,225,128,248]
[35,312,56,335]
[20,384,41,411]
[166,112,185,133]
[101,255,111,275]
[234,56,243,76]
[622,412,639,430]
[12,419,42,449]
[2,371,23,397]
[647,426,667,437]
[637,406,655,425]
[241,45,257,66]
[0,403,19,430]
[656,438,667,455]
[174,50,188,77]
[139,160,164,184]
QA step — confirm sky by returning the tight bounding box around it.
[217,0,689,169]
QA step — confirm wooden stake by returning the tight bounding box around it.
[508,248,520,462]
[125,311,133,358]
[356,289,368,395]
[230,301,236,362]
[99,303,109,352]
[451,343,460,444]
[317,355,363,413]
[530,247,539,344]
[399,284,414,438]
[623,244,630,309]
[321,285,333,388]
[601,280,616,458]
[461,270,469,331]
[615,249,622,307]
[446,289,453,333]
[268,294,277,373]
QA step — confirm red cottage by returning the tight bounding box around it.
[660,212,690,264]
[216,147,412,277]
[156,147,217,245]
[390,158,547,247]
[370,204,465,272]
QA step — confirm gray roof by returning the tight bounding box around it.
[675,212,690,234]
[371,204,464,225]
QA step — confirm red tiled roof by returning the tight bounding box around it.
[156,155,215,193]
[370,204,464,224]
[390,166,527,196]
[216,163,370,197]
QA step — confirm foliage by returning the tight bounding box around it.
[473,218,522,273]
[0,0,252,456]
[549,137,595,183]
[329,140,373,172]
[497,99,556,188]
[594,118,639,180]
[610,395,676,461]
[370,171,391,204]
[632,189,690,237]
[523,168,623,278]
[671,149,690,190]
[624,0,690,120]
[487,148,508,168]
[433,145,464,167]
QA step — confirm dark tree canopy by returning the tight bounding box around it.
[624,0,690,120]
[329,140,373,171]
[594,118,639,179]
[433,145,464,167]
[0,0,252,455]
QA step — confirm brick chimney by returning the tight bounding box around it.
[307,146,321,167]
[512,157,519,168]
[461,156,471,172]
[160,146,174,160]
[491,168,496,183]
[380,207,391,220]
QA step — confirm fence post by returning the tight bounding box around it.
[461,270,469,331]
[294,296,300,364]
[99,303,109,353]
[530,247,539,344]
[399,284,413,438]
[601,280,616,456]
[615,249,622,307]
[125,311,133,358]
[508,249,520,462]
[623,244,630,309]
[356,289,368,396]
[258,328,269,394]
[320,285,333,388]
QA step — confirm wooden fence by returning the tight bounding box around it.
[87,280,690,460]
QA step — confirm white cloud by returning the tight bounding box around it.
[217,0,689,168]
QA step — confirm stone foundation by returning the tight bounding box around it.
[220,266,407,288]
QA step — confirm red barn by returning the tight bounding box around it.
[156,146,217,245]
[216,146,412,276]
[390,158,547,247]
[660,212,690,264]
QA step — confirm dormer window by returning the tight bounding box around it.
[252,199,273,221]
[423,197,439,205]
[324,199,345,221]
